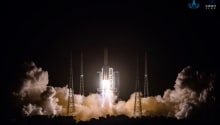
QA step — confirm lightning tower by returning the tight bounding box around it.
[79,51,84,95]
[67,52,75,115]
[133,54,142,117]
[115,71,120,98]
[144,52,149,97]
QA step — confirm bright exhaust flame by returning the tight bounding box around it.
[102,80,111,90]
[100,80,114,107]
[97,66,119,108]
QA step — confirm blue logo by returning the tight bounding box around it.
[188,0,200,9]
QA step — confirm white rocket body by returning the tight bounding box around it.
[97,49,118,107]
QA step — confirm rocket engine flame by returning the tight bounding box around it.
[100,79,115,107]
[102,80,111,90]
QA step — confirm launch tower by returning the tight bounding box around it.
[79,51,85,96]
[67,52,75,115]
[133,54,142,117]
[143,52,149,97]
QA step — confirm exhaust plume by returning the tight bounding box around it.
[13,63,215,121]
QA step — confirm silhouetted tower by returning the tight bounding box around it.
[144,52,149,97]
[115,71,120,98]
[133,54,142,117]
[67,52,75,115]
[79,51,84,95]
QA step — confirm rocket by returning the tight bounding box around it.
[103,48,110,80]
[97,48,116,93]
[97,48,120,106]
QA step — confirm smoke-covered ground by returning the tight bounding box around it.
[13,62,216,122]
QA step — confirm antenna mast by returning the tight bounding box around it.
[144,52,149,97]
[134,54,142,117]
[79,51,85,95]
[67,51,75,115]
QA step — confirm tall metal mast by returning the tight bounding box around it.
[79,51,85,96]
[116,71,120,98]
[133,54,142,117]
[67,51,75,115]
[144,52,149,97]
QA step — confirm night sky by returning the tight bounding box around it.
[2,0,218,120]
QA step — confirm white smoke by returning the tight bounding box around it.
[13,63,215,121]
[13,62,65,116]
[162,66,215,119]
[22,104,44,116]
[13,62,48,101]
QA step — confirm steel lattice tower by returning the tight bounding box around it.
[116,71,120,98]
[79,51,84,96]
[144,52,149,97]
[133,55,142,117]
[67,52,75,115]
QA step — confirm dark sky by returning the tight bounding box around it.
[2,1,218,118]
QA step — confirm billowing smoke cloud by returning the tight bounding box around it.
[13,63,215,121]
[13,62,63,116]
[162,66,215,119]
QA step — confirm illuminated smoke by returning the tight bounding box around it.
[13,63,215,121]
[163,66,215,119]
